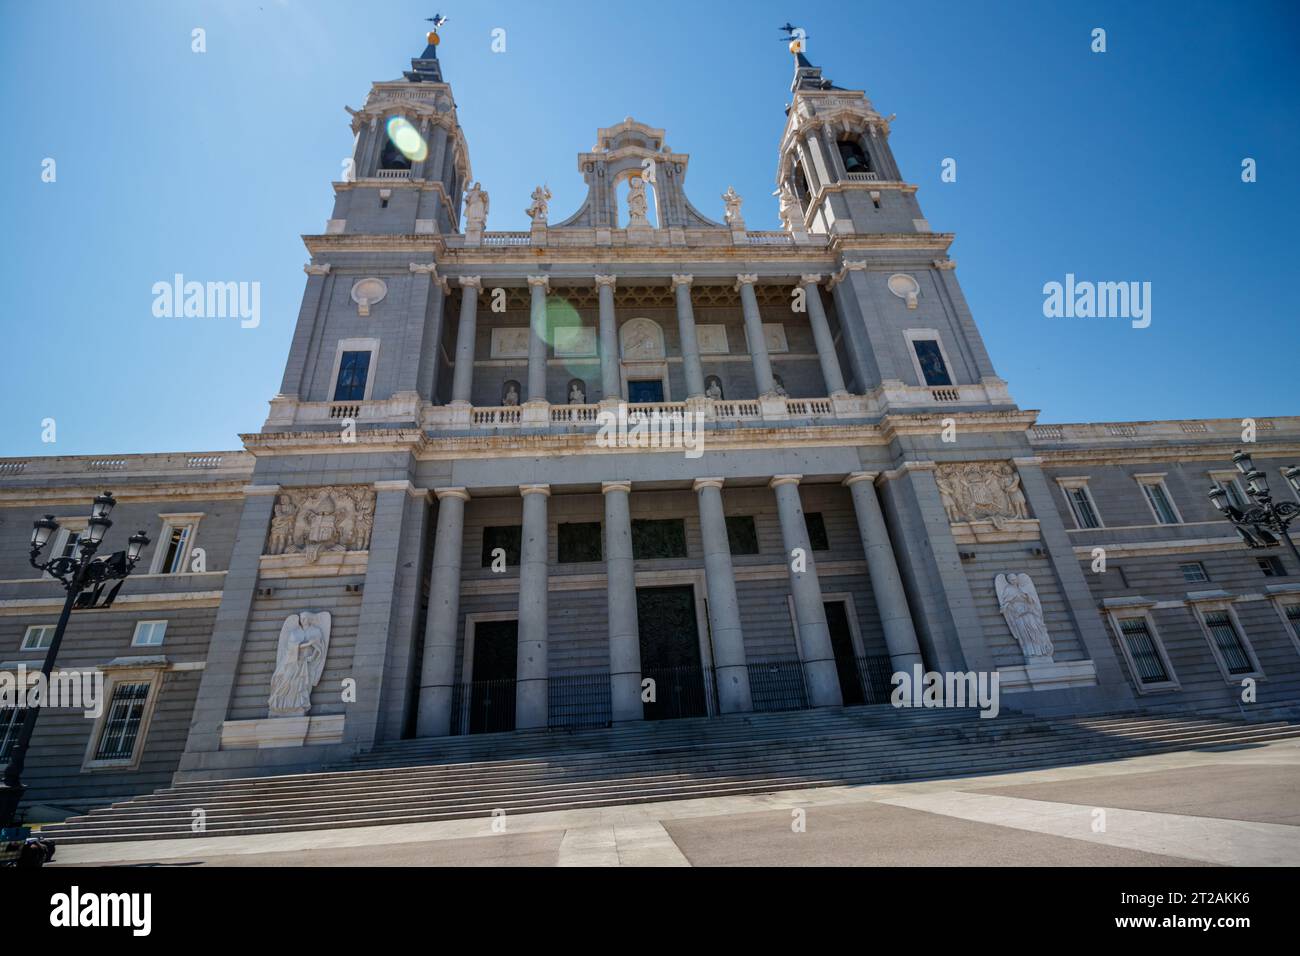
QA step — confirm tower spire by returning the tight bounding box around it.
[405,16,448,83]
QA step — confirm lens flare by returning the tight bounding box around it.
[385,116,428,162]
[545,297,596,381]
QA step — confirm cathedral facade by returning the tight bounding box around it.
[3,36,1299,815]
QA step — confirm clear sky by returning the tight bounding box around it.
[1,0,1296,457]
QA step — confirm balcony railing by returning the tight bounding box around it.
[374,168,411,180]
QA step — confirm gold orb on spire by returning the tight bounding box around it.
[789,38,804,54]
[427,30,440,45]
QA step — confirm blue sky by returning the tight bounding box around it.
[1,0,1296,456]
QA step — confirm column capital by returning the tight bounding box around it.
[671,274,694,289]
[601,480,632,495]
[303,263,331,276]
[842,471,880,487]
[519,483,551,497]
[458,275,482,291]
[526,275,550,291]
[434,486,470,502]
[374,479,414,494]
[409,262,439,275]
[799,273,823,287]
[734,273,759,291]
[594,274,617,288]
[769,474,802,489]
[692,477,726,492]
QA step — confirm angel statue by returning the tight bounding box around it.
[463,182,489,231]
[995,573,1054,661]
[268,611,332,717]
[525,184,552,223]
[774,180,801,228]
[722,186,744,225]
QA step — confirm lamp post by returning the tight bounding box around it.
[0,493,149,828]
[1207,450,1300,566]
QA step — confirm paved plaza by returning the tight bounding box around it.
[50,739,1300,867]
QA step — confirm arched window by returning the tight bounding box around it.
[792,163,811,204]
[379,135,412,171]
[838,138,871,176]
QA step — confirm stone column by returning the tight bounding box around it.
[844,472,924,674]
[516,483,550,729]
[416,487,469,737]
[526,275,550,403]
[800,274,848,397]
[450,276,481,404]
[595,275,621,400]
[672,274,706,399]
[603,481,643,722]
[770,475,842,706]
[693,478,753,713]
[737,274,776,395]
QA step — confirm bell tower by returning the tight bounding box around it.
[327,26,472,236]
[775,49,927,237]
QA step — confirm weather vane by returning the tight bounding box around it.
[425,13,449,45]
[779,22,809,54]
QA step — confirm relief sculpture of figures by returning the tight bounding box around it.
[934,462,1030,529]
[263,486,376,563]
[995,573,1055,661]
[268,611,332,717]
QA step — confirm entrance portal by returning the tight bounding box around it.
[468,619,518,733]
[824,601,864,706]
[636,585,709,720]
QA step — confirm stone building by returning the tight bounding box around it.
[3,35,1298,816]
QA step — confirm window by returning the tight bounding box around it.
[1058,479,1102,529]
[910,339,952,387]
[631,519,687,559]
[804,512,830,552]
[149,516,201,575]
[1212,476,1249,510]
[56,529,82,560]
[132,620,168,647]
[378,135,412,171]
[1282,603,1300,649]
[725,516,760,556]
[1116,617,1171,685]
[792,163,810,204]
[0,706,26,761]
[557,522,602,564]
[1179,562,1209,583]
[333,350,372,402]
[1136,477,1181,525]
[480,525,522,569]
[21,625,55,651]
[838,138,871,175]
[1200,608,1258,678]
[93,681,152,762]
[1259,556,1287,577]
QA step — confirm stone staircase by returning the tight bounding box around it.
[38,705,1300,845]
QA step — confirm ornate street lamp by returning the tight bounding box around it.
[0,493,149,828]
[1207,451,1300,565]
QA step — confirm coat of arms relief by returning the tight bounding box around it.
[265,486,376,564]
[933,461,1039,544]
